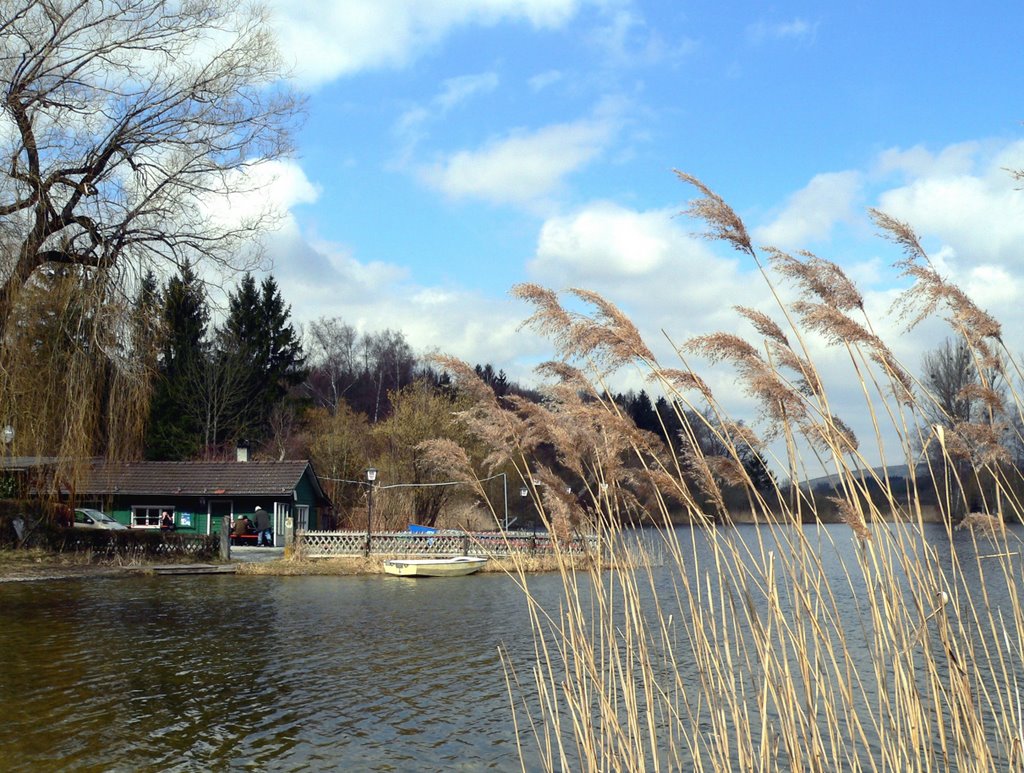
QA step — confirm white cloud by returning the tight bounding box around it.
[875,140,1024,265]
[528,201,762,348]
[529,69,564,92]
[587,8,692,66]
[437,72,500,111]
[532,202,678,277]
[270,0,581,89]
[964,264,1020,306]
[419,114,617,207]
[875,141,980,178]
[202,159,320,233]
[755,171,862,248]
[263,227,539,370]
[394,71,500,155]
[746,18,817,44]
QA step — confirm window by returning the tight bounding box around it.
[132,506,171,529]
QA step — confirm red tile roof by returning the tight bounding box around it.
[82,460,328,502]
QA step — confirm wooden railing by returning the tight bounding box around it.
[296,529,598,559]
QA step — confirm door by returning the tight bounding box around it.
[209,500,233,536]
[296,504,310,532]
[273,502,291,546]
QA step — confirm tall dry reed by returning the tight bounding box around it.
[439,175,1024,771]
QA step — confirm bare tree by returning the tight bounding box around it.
[265,401,299,461]
[0,0,298,467]
[920,336,1008,518]
[305,316,360,412]
[179,335,250,457]
[920,337,997,426]
[0,1,298,321]
[363,329,415,423]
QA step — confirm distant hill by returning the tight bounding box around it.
[801,463,930,491]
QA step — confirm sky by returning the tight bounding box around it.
[248,0,1024,470]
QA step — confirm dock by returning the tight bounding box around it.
[146,564,238,575]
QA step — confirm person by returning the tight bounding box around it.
[233,514,253,537]
[55,504,73,529]
[254,506,272,547]
[159,510,175,531]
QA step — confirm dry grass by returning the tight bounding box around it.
[236,556,385,576]
[234,553,602,576]
[0,548,132,580]
[434,175,1024,771]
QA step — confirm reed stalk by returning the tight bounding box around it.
[441,177,1024,771]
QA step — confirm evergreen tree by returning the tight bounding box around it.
[474,363,511,397]
[738,444,776,493]
[161,261,209,380]
[223,273,305,443]
[627,390,659,434]
[131,271,162,369]
[655,396,683,444]
[144,261,208,460]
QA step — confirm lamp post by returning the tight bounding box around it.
[365,468,377,556]
[501,472,508,530]
[1,425,13,498]
[519,486,528,532]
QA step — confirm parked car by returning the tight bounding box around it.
[73,508,127,530]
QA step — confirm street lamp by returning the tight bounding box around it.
[519,486,528,532]
[365,468,377,556]
[1,425,13,497]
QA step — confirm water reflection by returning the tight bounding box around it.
[0,572,560,771]
[2,524,1023,770]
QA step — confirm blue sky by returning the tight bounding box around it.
[249,0,1024,464]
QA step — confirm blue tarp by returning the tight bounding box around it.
[407,524,437,534]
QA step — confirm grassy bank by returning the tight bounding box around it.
[236,553,599,576]
[0,548,136,580]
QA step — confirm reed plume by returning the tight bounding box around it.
[675,171,754,257]
[438,173,1024,772]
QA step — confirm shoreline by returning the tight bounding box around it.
[0,550,595,582]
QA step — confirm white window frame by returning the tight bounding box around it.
[132,505,174,529]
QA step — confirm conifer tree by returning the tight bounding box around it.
[223,273,305,444]
[145,262,208,460]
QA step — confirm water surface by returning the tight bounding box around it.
[2,523,1022,770]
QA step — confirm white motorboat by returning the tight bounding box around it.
[382,556,488,577]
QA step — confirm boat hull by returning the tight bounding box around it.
[382,556,488,577]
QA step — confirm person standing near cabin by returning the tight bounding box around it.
[254,506,272,547]
[159,510,174,531]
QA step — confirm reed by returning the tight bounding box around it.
[442,176,1024,771]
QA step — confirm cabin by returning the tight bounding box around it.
[78,459,332,544]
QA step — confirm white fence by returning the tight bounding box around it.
[296,529,599,559]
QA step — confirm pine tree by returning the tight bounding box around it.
[144,261,208,460]
[223,273,305,444]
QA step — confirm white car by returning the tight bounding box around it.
[73,508,127,530]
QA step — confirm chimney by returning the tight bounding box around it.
[236,440,249,463]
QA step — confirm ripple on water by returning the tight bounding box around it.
[0,572,550,771]
[14,529,997,771]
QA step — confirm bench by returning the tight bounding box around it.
[230,533,259,546]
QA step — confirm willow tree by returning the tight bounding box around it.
[0,0,298,483]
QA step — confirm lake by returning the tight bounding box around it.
[1,523,1021,771]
